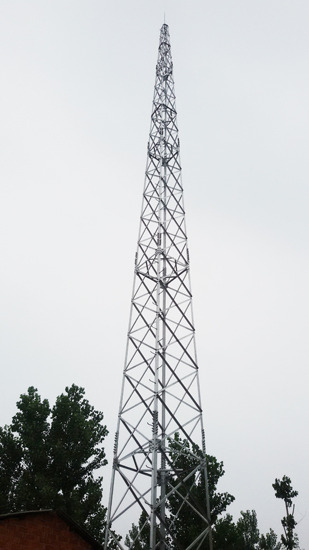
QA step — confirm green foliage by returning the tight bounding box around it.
[125,510,151,550]
[259,529,282,550]
[237,510,260,550]
[166,434,235,549]
[212,513,240,550]
[0,385,108,543]
[273,477,298,510]
[0,425,22,510]
[213,511,281,550]
[272,477,299,550]
[10,386,53,509]
[213,510,259,550]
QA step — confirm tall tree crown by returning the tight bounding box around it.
[0,384,108,543]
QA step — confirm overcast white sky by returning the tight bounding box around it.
[0,0,308,546]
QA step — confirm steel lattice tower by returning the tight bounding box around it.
[105,24,212,550]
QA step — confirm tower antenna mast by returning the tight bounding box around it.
[104,24,212,550]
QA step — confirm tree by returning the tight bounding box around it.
[125,510,152,550]
[259,529,282,550]
[167,434,235,549]
[273,476,299,550]
[212,510,259,550]
[213,511,281,550]
[0,385,108,543]
[212,513,240,550]
[10,386,53,509]
[237,510,260,550]
[0,425,22,511]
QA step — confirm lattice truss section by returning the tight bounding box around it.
[105,24,211,550]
